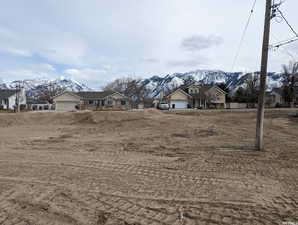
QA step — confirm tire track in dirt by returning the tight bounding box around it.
[0,176,296,225]
[0,159,276,201]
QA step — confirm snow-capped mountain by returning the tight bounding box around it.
[0,69,284,98]
[142,70,284,97]
[1,77,92,97]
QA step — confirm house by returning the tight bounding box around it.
[53,91,130,112]
[27,98,54,111]
[53,92,81,111]
[266,88,284,107]
[295,86,298,106]
[0,89,26,110]
[166,89,192,109]
[165,84,227,109]
[295,76,298,105]
[76,91,129,110]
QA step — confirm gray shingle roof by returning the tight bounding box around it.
[0,89,19,99]
[76,91,117,99]
[186,85,213,99]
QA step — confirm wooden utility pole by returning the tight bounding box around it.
[256,0,272,151]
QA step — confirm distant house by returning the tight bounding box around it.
[165,84,227,109]
[295,76,298,105]
[53,91,130,112]
[266,88,284,107]
[0,89,26,110]
[27,98,54,111]
[53,92,81,112]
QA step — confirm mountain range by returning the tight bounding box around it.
[0,70,284,98]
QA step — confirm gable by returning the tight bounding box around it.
[188,85,200,94]
[108,92,127,99]
[169,89,191,101]
[207,86,226,96]
[53,92,81,102]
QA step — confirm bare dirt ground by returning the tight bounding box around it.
[0,109,297,225]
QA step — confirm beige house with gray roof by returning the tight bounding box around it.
[53,91,130,111]
[165,84,227,109]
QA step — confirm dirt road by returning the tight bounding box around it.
[0,110,297,225]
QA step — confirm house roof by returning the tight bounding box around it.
[185,85,214,99]
[271,87,283,96]
[166,88,193,99]
[76,91,123,99]
[52,91,81,100]
[0,89,19,99]
[27,98,49,104]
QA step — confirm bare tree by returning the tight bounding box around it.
[282,61,298,106]
[36,82,66,104]
[244,73,259,106]
[104,77,151,107]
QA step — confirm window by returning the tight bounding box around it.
[121,100,126,105]
[89,100,94,105]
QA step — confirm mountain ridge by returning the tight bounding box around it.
[0,69,284,98]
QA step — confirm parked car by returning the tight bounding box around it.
[157,102,170,110]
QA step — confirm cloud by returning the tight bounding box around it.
[139,57,160,64]
[31,32,88,66]
[181,34,223,52]
[0,63,56,81]
[0,0,297,84]
[0,46,32,57]
[167,57,208,68]
[63,68,109,82]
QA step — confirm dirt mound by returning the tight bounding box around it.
[0,111,149,127]
[143,108,164,115]
[71,111,98,125]
[70,111,147,125]
[0,112,76,127]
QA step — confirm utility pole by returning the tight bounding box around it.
[256,0,272,151]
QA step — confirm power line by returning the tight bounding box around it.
[269,3,298,49]
[231,0,257,72]
[270,36,298,49]
[277,8,298,38]
[271,34,296,60]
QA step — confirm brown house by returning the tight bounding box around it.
[165,84,227,109]
[76,91,129,110]
[53,91,130,111]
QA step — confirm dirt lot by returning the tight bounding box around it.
[0,109,297,225]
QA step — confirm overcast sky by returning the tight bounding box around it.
[0,0,298,88]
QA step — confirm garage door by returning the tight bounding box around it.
[56,101,78,112]
[170,101,188,109]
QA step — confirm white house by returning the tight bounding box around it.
[53,92,81,112]
[0,89,26,110]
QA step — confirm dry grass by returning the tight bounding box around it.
[0,109,297,225]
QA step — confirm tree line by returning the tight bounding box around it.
[30,61,297,107]
[233,61,298,106]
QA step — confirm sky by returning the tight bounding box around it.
[0,0,298,88]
